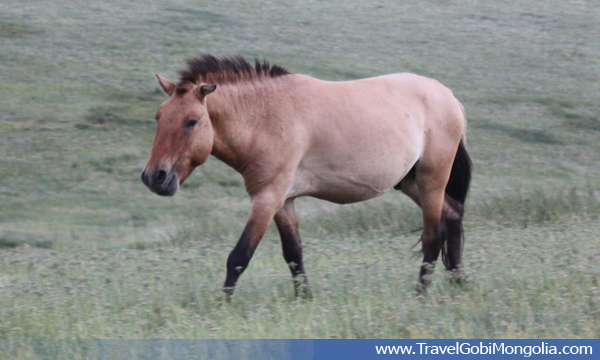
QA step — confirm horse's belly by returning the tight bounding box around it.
[308,180,385,204]
[285,157,413,204]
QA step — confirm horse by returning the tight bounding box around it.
[142,55,472,298]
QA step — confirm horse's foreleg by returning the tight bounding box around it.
[274,199,311,299]
[223,191,284,297]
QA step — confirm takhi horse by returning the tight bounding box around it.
[142,55,472,297]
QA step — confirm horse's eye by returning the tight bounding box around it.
[185,120,198,129]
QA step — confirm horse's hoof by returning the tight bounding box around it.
[415,282,429,296]
[417,262,435,294]
[447,269,468,288]
[295,286,313,300]
[220,287,235,303]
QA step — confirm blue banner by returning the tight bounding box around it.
[0,339,596,359]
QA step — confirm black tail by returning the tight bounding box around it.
[445,139,472,205]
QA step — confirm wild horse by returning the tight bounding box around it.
[142,55,472,297]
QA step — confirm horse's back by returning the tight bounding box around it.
[292,72,464,135]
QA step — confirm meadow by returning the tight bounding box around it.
[1,0,599,349]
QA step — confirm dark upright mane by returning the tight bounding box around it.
[178,54,291,88]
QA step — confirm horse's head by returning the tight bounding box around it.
[141,73,216,196]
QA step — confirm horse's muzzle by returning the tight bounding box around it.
[141,168,179,196]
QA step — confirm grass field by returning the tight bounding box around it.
[1,0,600,346]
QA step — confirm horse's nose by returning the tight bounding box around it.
[141,170,150,187]
[141,167,179,196]
[155,169,168,185]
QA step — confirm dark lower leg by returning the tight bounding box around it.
[223,226,256,296]
[223,191,284,298]
[419,225,443,288]
[443,196,464,271]
[414,156,455,290]
[274,200,311,298]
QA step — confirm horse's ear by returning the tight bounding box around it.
[155,73,176,96]
[197,84,217,99]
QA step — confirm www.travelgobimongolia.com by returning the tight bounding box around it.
[375,342,592,356]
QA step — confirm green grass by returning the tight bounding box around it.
[1,0,599,343]
[2,219,600,339]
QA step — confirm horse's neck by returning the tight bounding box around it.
[207,82,276,173]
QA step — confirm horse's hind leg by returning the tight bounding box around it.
[398,165,446,288]
[443,194,465,275]
[398,170,443,286]
[400,174,465,284]
[274,199,311,299]
[416,187,446,289]
[408,149,457,289]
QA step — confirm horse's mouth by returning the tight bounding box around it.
[141,169,180,196]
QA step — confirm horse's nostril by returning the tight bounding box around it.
[156,169,168,184]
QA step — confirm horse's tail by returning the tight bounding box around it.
[445,138,472,205]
